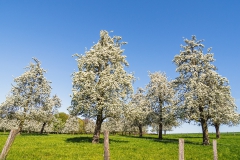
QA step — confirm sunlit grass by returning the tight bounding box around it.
[0,132,239,159]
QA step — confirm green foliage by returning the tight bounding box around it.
[78,119,85,133]
[0,132,240,159]
[57,112,69,123]
[55,112,85,134]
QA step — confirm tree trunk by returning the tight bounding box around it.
[0,128,20,160]
[158,123,163,139]
[158,98,163,139]
[92,114,103,143]
[40,122,47,134]
[164,130,166,135]
[138,124,143,137]
[215,124,220,139]
[200,118,210,145]
[19,120,25,133]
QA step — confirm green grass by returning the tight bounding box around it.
[0,132,240,160]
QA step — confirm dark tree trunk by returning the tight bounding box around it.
[40,122,47,134]
[92,114,103,143]
[215,124,220,139]
[138,124,143,137]
[158,123,163,139]
[158,98,163,139]
[200,118,210,145]
[19,120,24,133]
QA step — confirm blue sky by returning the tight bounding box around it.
[0,0,239,133]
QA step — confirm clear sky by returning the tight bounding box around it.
[0,0,239,133]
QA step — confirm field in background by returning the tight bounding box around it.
[0,132,239,160]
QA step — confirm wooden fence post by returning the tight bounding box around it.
[213,140,217,160]
[104,130,110,160]
[0,129,19,160]
[179,139,184,160]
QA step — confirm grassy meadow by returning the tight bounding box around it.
[0,132,239,160]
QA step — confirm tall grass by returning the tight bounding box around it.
[0,132,239,159]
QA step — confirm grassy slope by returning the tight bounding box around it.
[0,132,239,160]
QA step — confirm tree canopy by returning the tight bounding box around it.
[146,72,177,139]
[173,36,238,145]
[0,58,54,131]
[69,30,134,143]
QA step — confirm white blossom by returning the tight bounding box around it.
[172,36,238,144]
[146,72,177,139]
[68,30,134,143]
[62,116,79,134]
[126,88,150,137]
[84,119,95,134]
[0,58,61,132]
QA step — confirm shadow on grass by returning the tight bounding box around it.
[0,133,10,136]
[153,138,202,145]
[65,136,129,144]
[0,132,50,136]
[20,133,49,136]
[120,135,157,140]
[178,135,203,139]
[119,135,202,145]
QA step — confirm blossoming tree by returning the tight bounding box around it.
[0,58,60,158]
[146,72,176,139]
[35,95,61,134]
[207,74,239,138]
[69,30,134,143]
[127,88,150,137]
[0,58,53,132]
[62,116,79,134]
[101,118,124,134]
[172,36,238,145]
[84,119,95,134]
